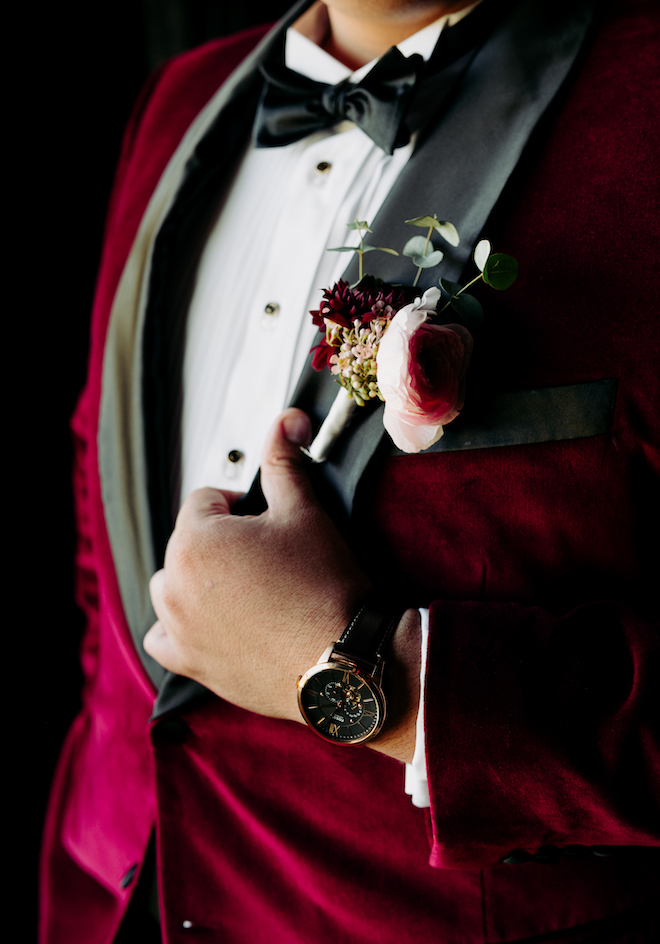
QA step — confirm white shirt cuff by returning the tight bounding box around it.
[404,607,430,808]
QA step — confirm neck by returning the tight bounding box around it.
[293,1,477,71]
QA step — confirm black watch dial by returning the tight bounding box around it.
[298,663,385,745]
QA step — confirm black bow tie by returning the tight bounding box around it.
[252,0,513,155]
[253,45,425,155]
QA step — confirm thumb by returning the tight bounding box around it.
[260,408,315,517]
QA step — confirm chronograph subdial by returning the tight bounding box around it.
[324,680,344,704]
[342,686,364,721]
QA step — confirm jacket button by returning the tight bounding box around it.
[152,716,190,744]
[502,849,532,865]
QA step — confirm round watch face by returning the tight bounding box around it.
[297,662,385,745]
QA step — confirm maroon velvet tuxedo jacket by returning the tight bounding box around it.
[41,2,660,943]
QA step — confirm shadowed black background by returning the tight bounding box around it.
[23,0,291,934]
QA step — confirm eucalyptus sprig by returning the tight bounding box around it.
[325,217,518,333]
[438,239,518,331]
[328,220,399,283]
[403,214,460,286]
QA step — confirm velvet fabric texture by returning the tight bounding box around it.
[41,4,660,943]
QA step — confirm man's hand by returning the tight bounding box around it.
[144,408,420,762]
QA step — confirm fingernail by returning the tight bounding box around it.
[283,412,311,446]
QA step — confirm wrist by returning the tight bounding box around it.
[368,608,422,764]
[296,601,421,760]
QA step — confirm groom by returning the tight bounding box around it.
[41,1,660,942]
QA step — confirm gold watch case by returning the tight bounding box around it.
[297,647,386,745]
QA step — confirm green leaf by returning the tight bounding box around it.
[405,216,460,246]
[411,250,443,268]
[347,220,372,232]
[449,293,484,330]
[327,246,358,252]
[405,215,436,227]
[439,278,463,297]
[403,235,430,257]
[483,253,518,289]
[474,239,491,272]
[434,221,460,247]
[361,246,399,255]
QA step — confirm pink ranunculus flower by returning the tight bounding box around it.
[376,287,474,453]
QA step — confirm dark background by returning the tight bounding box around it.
[24,0,291,933]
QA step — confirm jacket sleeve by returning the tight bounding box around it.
[422,596,660,868]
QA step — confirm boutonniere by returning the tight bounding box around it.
[306,215,518,461]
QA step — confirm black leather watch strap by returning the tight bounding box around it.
[333,595,408,672]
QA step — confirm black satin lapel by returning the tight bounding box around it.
[299,0,597,521]
[405,0,519,136]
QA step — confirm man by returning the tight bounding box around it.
[41,1,660,942]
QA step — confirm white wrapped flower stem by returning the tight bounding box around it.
[304,388,357,463]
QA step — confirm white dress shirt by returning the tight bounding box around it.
[180,7,476,807]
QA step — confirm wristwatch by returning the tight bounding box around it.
[297,597,406,746]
